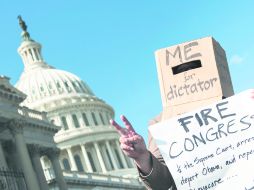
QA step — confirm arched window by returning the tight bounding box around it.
[24,51,28,58]
[48,82,52,89]
[105,113,111,124]
[61,116,69,130]
[64,81,69,88]
[87,151,97,172]
[40,86,44,92]
[56,81,61,88]
[99,113,105,125]
[72,81,80,92]
[62,158,71,171]
[64,81,72,92]
[33,48,39,60]
[74,155,84,172]
[72,114,80,128]
[28,49,34,61]
[91,112,98,126]
[82,113,90,126]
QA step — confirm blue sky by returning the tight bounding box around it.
[1,1,254,142]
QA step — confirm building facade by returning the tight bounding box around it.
[0,76,66,190]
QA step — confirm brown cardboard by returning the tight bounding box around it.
[155,37,234,119]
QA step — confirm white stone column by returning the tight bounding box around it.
[31,48,37,61]
[96,111,103,125]
[10,121,40,190]
[54,116,62,127]
[66,115,75,129]
[105,141,119,170]
[23,51,29,62]
[94,142,107,173]
[67,147,78,171]
[20,53,27,66]
[80,144,93,172]
[27,49,33,64]
[47,149,68,190]
[84,112,92,126]
[25,52,31,64]
[115,140,128,168]
[77,113,85,127]
[100,145,111,170]
[29,145,49,190]
[93,111,99,125]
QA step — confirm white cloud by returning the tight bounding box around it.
[229,54,244,64]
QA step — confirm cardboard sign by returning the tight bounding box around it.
[155,37,234,119]
[149,89,254,190]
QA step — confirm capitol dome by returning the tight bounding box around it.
[15,20,137,180]
[16,66,97,110]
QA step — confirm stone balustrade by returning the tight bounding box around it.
[44,169,142,188]
[18,106,48,121]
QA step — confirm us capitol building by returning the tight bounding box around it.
[0,17,144,190]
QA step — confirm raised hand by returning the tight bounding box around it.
[110,115,148,161]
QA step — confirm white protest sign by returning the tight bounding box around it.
[149,89,254,190]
